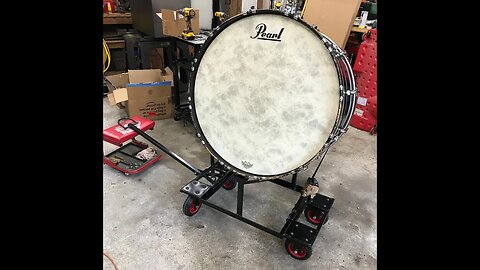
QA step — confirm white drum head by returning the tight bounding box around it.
[192,12,340,178]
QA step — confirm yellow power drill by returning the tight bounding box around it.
[177,8,196,40]
[215,11,226,23]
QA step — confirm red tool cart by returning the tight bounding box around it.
[103,116,162,175]
[350,29,377,134]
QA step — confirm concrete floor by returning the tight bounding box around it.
[103,98,377,270]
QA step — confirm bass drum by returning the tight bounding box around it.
[190,10,356,180]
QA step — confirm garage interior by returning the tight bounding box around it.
[103,0,377,269]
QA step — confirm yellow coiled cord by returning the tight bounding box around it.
[103,39,111,73]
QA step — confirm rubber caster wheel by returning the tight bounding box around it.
[222,179,237,190]
[304,205,328,225]
[285,239,312,260]
[182,196,202,216]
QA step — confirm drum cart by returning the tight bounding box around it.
[119,117,334,260]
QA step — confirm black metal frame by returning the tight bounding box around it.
[179,156,334,248]
[122,120,334,258]
[170,37,204,123]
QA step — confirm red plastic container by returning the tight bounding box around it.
[103,0,117,13]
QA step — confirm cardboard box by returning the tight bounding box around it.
[156,9,200,38]
[104,72,129,93]
[106,68,174,120]
[303,0,362,49]
[150,48,164,69]
[229,0,242,17]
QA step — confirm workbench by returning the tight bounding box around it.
[103,13,133,71]
[103,12,132,25]
[351,26,370,34]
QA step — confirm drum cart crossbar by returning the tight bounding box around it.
[122,118,334,260]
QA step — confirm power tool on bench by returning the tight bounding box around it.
[177,8,196,40]
[214,11,226,23]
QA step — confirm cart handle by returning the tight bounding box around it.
[117,118,139,130]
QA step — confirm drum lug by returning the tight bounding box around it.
[196,133,201,138]
[341,85,357,95]
[333,50,347,59]
[345,88,358,95]
[329,134,339,142]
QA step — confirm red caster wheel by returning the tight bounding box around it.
[304,205,328,225]
[285,239,312,260]
[222,179,237,190]
[182,196,202,216]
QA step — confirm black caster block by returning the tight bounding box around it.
[304,205,328,225]
[182,196,202,216]
[285,239,312,260]
[222,178,237,190]
[174,113,181,121]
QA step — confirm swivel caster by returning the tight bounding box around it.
[222,179,237,190]
[174,114,180,121]
[285,239,312,260]
[182,196,202,216]
[304,205,328,225]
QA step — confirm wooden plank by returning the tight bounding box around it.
[351,26,370,34]
[103,12,131,18]
[105,40,125,49]
[103,17,132,25]
[103,13,132,25]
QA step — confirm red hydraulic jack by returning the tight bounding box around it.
[103,116,163,175]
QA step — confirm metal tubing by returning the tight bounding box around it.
[127,123,201,175]
[291,173,298,189]
[269,179,303,193]
[237,180,244,215]
[201,199,284,238]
